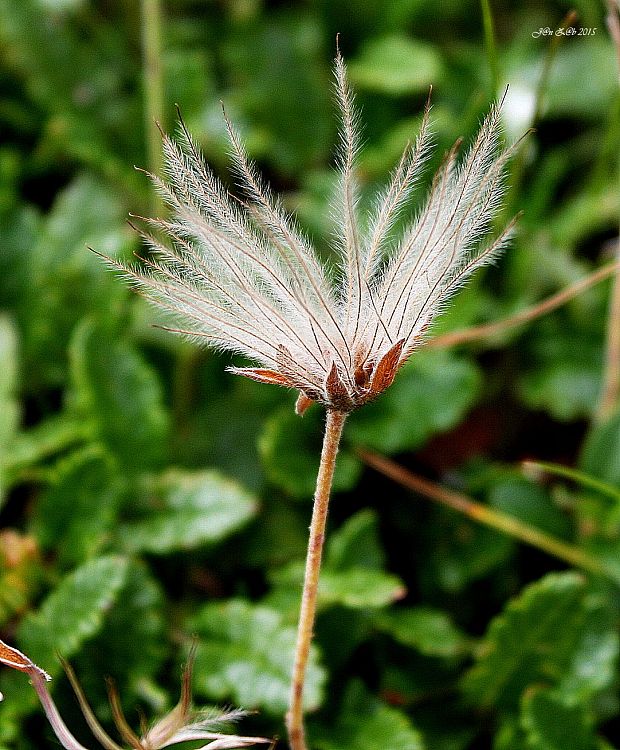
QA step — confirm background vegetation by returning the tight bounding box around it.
[1,0,619,748]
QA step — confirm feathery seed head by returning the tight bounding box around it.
[111,54,519,415]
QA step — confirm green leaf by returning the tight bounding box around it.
[349,34,443,95]
[190,599,326,714]
[316,680,425,750]
[118,469,258,554]
[462,572,619,711]
[580,410,620,487]
[0,316,18,430]
[72,561,166,712]
[329,566,403,607]
[221,14,332,175]
[274,564,405,610]
[548,184,619,251]
[0,207,40,311]
[377,606,470,658]
[0,1,139,182]
[575,412,620,578]
[487,476,572,538]
[520,687,596,750]
[519,361,601,422]
[17,555,129,675]
[546,39,618,120]
[347,350,482,453]
[69,319,169,473]
[259,406,361,498]
[22,175,132,386]
[493,719,526,750]
[518,312,604,422]
[325,509,385,571]
[423,510,514,593]
[2,415,90,490]
[32,446,123,567]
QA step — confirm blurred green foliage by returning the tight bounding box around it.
[0,0,619,748]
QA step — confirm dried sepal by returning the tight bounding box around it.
[106,677,145,750]
[0,638,50,680]
[227,367,294,387]
[295,392,314,416]
[325,362,354,412]
[141,645,196,749]
[60,656,124,750]
[369,338,406,397]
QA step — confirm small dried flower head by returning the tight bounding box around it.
[106,53,519,415]
[0,638,269,750]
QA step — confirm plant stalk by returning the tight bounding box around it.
[360,449,616,581]
[522,459,620,504]
[598,0,620,420]
[141,0,165,214]
[480,0,499,98]
[287,409,347,750]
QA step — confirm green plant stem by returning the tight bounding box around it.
[287,410,347,750]
[172,346,203,441]
[507,9,577,215]
[141,0,164,214]
[522,460,620,504]
[480,0,499,97]
[360,449,617,582]
[531,9,578,126]
[599,0,620,419]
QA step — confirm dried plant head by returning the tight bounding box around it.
[102,52,521,416]
[0,638,270,750]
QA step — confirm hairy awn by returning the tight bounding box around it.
[105,54,518,418]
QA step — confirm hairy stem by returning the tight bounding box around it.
[287,410,347,750]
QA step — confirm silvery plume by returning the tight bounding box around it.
[107,52,518,416]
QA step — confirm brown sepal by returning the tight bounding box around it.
[369,338,406,396]
[227,367,293,387]
[107,677,145,750]
[325,362,353,411]
[0,639,33,673]
[0,638,50,680]
[295,392,314,416]
[353,348,374,389]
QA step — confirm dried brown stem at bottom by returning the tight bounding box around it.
[286,410,347,750]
